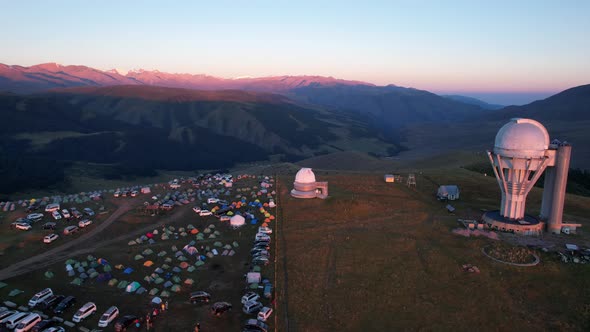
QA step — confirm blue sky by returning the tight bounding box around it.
[1,0,589,104]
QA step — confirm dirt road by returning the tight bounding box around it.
[0,201,193,281]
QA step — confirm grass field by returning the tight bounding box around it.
[275,169,590,331]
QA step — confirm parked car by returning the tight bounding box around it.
[98,306,119,327]
[252,243,270,251]
[53,296,76,314]
[43,234,59,244]
[263,284,273,299]
[43,222,57,230]
[3,312,30,329]
[252,256,270,266]
[243,318,269,332]
[78,219,92,228]
[72,302,96,323]
[207,198,219,204]
[130,191,138,197]
[258,226,272,235]
[199,210,212,217]
[257,307,272,322]
[51,211,62,220]
[71,209,82,219]
[28,288,53,307]
[0,310,16,321]
[114,191,121,198]
[114,315,139,331]
[192,206,202,214]
[210,302,232,316]
[63,225,79,235]
[252,250,270,258]
[15,222,32,231]
[44,204,60,212]
[241,292,260,305]
[31,319,56,332]
[189,291,211,304]
[242,301,263,314]
[27,213,44,221]
[219,215,231,222]
[38,295,64,311]
[255,233,271,242]
[44,327,65,332]
[83,208,95,216]
[15,313,42,332]
[61,209,71,219]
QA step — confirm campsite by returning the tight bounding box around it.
[1,160,590,331]
[0,175,278,331]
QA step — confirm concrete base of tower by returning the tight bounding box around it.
[481,210,544,236]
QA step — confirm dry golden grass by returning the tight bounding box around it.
[276,172,590,332]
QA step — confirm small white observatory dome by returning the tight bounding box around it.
[494,118,550,158]
[294,168,316,184]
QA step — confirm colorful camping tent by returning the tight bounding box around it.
[144,261,154,267]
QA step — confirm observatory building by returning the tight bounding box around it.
[291,168,329,199]
[482,118,572,235]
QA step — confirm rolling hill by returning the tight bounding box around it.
[442,94,504,110]
[0,85,402,195]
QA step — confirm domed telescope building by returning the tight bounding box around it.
[483,118,572,235]
[291,168,329,199]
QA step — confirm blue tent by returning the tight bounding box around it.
[123,267,134,274]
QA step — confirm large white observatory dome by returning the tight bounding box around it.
[294,168,316,184]
[494,118,550,158]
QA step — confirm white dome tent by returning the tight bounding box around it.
[230,215,245,228]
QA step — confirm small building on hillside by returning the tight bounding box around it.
[291,168,329,199]
[384,174,395,183]
[437,185,460,201]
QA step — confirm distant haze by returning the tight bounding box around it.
[1,1,589,103]
[438,92,556,106]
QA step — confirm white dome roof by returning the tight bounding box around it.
[294,168,316,184]
[494,118,549,158]
[230,215,245,226]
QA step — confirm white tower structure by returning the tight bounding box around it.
[488,118,551,219]
[484,118,573,235]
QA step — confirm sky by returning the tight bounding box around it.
[1,0,589,105]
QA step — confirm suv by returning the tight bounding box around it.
[51,211,62,220]
[61,209,71,219]
[199,210,212,216]
[63,225,79,235]
[241,292,260,305]
[98,306,119,327]
[71,209,83,219]
[189,291,211,304]
[242,301,263,314]
[15,222,32,231]
[258,226,272,235]
[83,208,95,216]
[252,256,270,266]
[257,307,273,322]
[243,318,269,332]
[39,295,64,311]
[31,319,56,332]
[43,222,57,230]
[27,213,44,221]
[72,302,96,322]
[78,219,92,228]
[53,296,76,314]
[210,302,232,316]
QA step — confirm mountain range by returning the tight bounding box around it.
[0,62,588,196]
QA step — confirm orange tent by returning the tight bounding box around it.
[143,260,154,267]
[262,223,269,227]
[269,215,275,220]
[190,229,199,235]
[179,262,189,269]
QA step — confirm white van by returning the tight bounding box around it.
[72,302,96,322]
[28,288,53,307]
[98,306,119,327]
[4,312,30,329]
[44,203,60,212]
[14,313,41,332]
